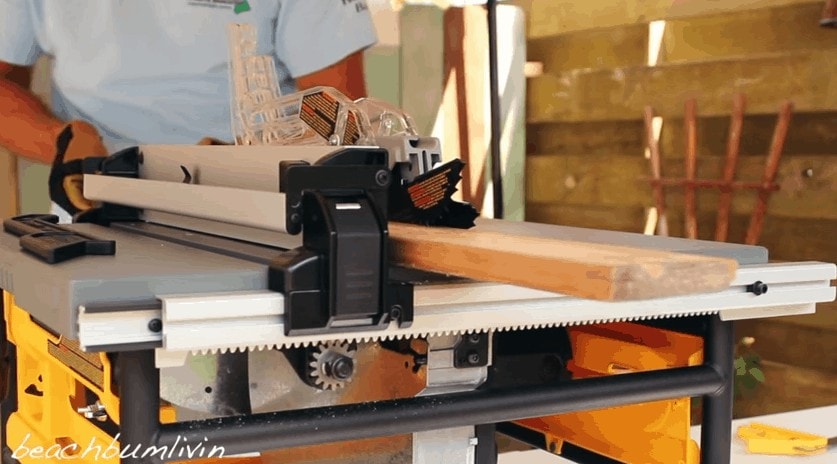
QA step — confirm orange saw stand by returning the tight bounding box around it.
[1,291,261,464]
[513,322,704,464]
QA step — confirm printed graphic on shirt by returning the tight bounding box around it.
[189,0,251,14]
[341,0,368,13]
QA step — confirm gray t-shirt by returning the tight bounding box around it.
[1,0,377,150]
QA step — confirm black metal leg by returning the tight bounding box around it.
[701,315,734,464]
[486,0,504,219]
[474,424,497,464]
[117,351,160,464]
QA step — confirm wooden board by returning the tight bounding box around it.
[388,222,737,301]
[526,2,835,71]
[525,153,837,220]
[527,112,837,158]
[441,6,489,210]
[524,203,837,263]
[736,308,837,372]
[514,0,823,38]
[0,148,19,219]
[660,2,837,64]
[527,49,837,122]
[527,23,648,72]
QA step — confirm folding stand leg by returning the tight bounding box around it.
[118,350,160,464]
[700,315,734,464]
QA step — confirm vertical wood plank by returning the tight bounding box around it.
[644,106,668,236]
[0,148,20,218]
[715,94,746,242]
[442,6,489,211]
[684,99,698,239]
[745,101,793,244]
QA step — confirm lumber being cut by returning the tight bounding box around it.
[388,222,738,301]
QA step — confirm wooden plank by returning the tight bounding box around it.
[736,310,837,372]
[527,49,837,123]
[527,112,837,158]
[525,203,837,263]
[660,2,837,63]
[716,94,746,242]
[527,23,648,72]
[684,99,699,239]
[644,106,669,235]
[520,0,824,38]
[525,153,837,221]
[526,2,836,72]
[388,222,738,301]
[402,4,527,220]
[745,101,794,244]
[0,148,20,219]
[441,6,489,211]
[527,120,646,156]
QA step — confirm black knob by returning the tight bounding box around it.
[147,319,162,333]
[747,281,768,296]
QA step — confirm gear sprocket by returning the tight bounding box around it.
[306,341,358,390]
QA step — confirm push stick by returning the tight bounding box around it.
[745,101,793,245]
[715,94,746,242]
[388,222,738,301]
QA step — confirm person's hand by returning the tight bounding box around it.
[48,120,108,215]
[196,137,231,145]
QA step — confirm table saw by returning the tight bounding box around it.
[0,138,835,464]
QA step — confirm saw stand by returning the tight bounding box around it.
[1,315,738,463]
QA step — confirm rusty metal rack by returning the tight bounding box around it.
[643,94,793,245]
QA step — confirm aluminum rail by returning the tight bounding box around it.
[76,262,837,368]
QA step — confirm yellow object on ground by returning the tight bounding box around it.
[737,422,831,456]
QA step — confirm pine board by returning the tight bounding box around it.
[388,222,737,301]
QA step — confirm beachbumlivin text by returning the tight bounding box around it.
[12,433,227,460]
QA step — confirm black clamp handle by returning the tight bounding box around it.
[3,214,115,264]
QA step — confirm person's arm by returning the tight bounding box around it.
[295,50,367,101]
[0,61,65,163]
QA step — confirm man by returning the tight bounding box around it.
[0,0,377,219]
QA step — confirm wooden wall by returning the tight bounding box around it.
[516,0,836,268]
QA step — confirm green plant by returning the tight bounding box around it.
[734,336,765,398]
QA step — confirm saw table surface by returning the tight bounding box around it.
[0,218,768,338]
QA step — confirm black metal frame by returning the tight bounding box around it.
[94,315,735,464]
[486,0,504,219]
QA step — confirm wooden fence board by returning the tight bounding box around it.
[527,113,837,158]
[525,204,837,263]
[526,153,837,220]
[527,50,837,122]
